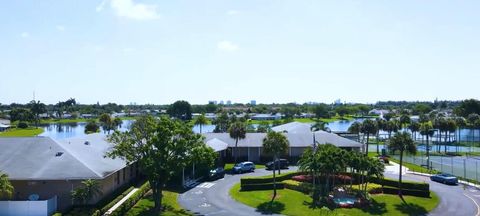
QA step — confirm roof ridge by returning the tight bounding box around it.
[50,137,104,178]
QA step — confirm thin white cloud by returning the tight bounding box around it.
[20,32,30,38]
[226,10,240,16]
[56,25,65,31]
[217,40,239,52]
[97,0,160,21]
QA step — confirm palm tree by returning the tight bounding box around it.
[229,121,246,163]
[311,120,329,132]
[72,179,103,205]
[389,132,416,197]
[194,114,208,133]
[399,115,411,130]
[363,157,385,197]
[0,172,14,199]
[420,122,434,169]
[348,122,362,142]
[29,100,46,128]
[361,119,378,155]
[262,131,290,204]
[408,121,421,141]
[469,114,480,151]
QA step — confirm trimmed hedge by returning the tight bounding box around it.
[241,172,302,185]
[98,186,135,214]
[370,178,429,191]
[107,182,151,216]
[382,186,430,198]
[241,183,285,191]
[283,180,312,194]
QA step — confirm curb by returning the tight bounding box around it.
[407,170,480,190]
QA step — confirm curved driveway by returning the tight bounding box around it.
[180,167,479,216]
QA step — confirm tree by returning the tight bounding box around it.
[361,119,378,155]
[0,172,14,199]
[213,112,230,132]
[348,122,362,142]
[389,132,416,197]
[310,120,329,132]
[107,116,216,212]
[455,99,480,117]
[408,121,421,141]
[335,106,349,119]
[9,108,34,122]
[399,115,411,130]
[28,100,46,128]
[468,114,480,147]
[420,122,434,169]
[384,112,395,121]
[256,121,271,133]
[167,100,192,121]
[99,113,114,134]
[194,114,208,133]
[262,131,290,204]
[71,179,102,205]
[413,104,433,115]
[84,121,100,134]
[312,104,329,119]
[229,121,246,163]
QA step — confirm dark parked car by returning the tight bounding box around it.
[208,167,225,180]
[266,159,289,170]
[430,173,458,185]
[232,162,255,174]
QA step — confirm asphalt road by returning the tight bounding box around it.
[384,172,480,216]
[178,167,293,216]
[179,168,480,216]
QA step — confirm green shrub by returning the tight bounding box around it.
[241,172,301,185]
[17,122,28,129]
[240,183,285,191]
[98,186,135,214]
[283,180,312,194]
[370,178,429,191]
[52,213,62,216]
[382,186,430,197]
[108,182,151,216]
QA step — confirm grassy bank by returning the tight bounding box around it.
[230,183,439,216]
[0,127,44,137]
[125,190,191,216]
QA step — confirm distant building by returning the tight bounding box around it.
[251,113,281,121]
[334,99,342,105]
[250,100,256,106]
[369,109,390,116]
[226,100,232,106]
[219,100,224,105]
[208,100,217,105]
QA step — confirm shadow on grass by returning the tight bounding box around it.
[359,199,388,215]
[394,202,428,216]
[256,201,285,214]
[127,196,191,216]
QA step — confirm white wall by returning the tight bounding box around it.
[0,196,56,216]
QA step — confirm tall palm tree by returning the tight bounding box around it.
[399,115,411,130]
[385,120,400,153]
[408,121,421,141]
[229,121,246,163]
[29,100,46,128]
[469,114,480,151]
[364,157,385,197]
[389,132,416,197]
[348,122,362,143]
[194,114,208,133]
[420,122,434,169]
[0,172,14,199]
[262,131,290,204]
[361,119,378,155]
[311,120,329,132]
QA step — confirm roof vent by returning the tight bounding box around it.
[84,141,90,145]
[55,152,64,157]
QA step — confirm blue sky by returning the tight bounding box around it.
[1,0,479,105]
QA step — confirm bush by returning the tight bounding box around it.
[370,178,429,191]
[98,186,135,214]
[52,213,62,216]
[17,122,28,129]
[108,182,151,216]
[283,180,312,194]
[241,183,285,191]
[382,186,430,198]
[241,172,302,185]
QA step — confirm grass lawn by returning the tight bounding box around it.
[230,183,439,216]
[0,127,44,137]
[125,190,191,216]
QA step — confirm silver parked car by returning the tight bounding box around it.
[232,161,255,174]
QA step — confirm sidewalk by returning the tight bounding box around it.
[103,188,139,216]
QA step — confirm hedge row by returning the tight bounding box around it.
[104,182,151,216]
[98,186,135,214]
[241,172,302,185]
[370,178,429,191]
[241,183,285,191]
[382,186,431,198]
[283,180,312,194]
